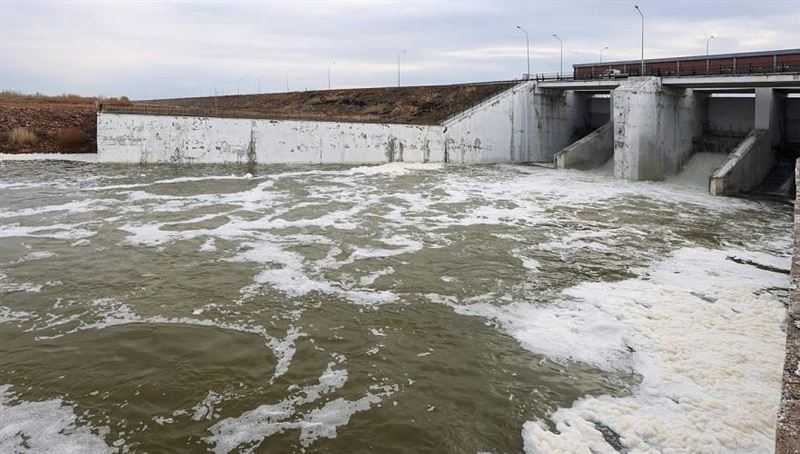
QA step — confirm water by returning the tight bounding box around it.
[0,156,793,453]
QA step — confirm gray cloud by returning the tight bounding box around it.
[1,0,798,98]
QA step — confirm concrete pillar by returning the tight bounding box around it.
[755,87,786,148]
[529,85,588,162]
[612,77,706,180]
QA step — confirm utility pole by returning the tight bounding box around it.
[552,34,563,76]
[397,49,406,87]
[706,35,715,74]
[634,5,644,75]
[516,26,530,79]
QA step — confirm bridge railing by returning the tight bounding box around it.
[571,57,800,81]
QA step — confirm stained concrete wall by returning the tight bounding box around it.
[98,82,542,165]
[776,159,800,453]
[527,87,589,162]
[613,77,707,181]
[709,129,772,195]
[441,81,535,163]
[554,122,614,170]
[97,114,445,164]
[707,97,754,137]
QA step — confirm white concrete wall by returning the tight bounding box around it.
[613,77,706,181]
[98,82,539,165]
[97,114,445,164]
[441,81,535,163]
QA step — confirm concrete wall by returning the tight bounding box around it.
[554,122,614,170]
[707,96,754,137]
[97,114,445,164]
[528,87,589,162]
[709,129,773,195]
[98,82,543,165]
[613,77,707,181]
[756,87,787,148]
[441,81,535,163]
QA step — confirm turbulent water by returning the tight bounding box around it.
[0,155,793,453]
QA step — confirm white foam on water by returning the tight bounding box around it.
[344,162,443,176]
[0,199,116,220]
[507,247,789,453]
[0,153,98,162]
[665,152,730,190]
[87,173,258,191]
[205,361,356,452]
[0,223,97,241]
[0,384,113,453]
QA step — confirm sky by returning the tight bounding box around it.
[1,0,799,99]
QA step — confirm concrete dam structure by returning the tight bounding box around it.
[98,52,800,196]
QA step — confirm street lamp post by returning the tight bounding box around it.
[552,34,563,76]
[600,46,608,63]
[634,5,644,75]
[706,35,715,74]
[516,26,530,79]
[397,49,406,87]
[328,61,336,90]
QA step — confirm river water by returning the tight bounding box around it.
[0,154,792,453]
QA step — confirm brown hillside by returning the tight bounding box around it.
[131,82,518,125]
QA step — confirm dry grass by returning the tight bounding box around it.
[56,127,89,147]
[8,127,38,145]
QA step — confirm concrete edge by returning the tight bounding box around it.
[554,122,614,169]
[709,129,769,195]
[441,81,533,126]
[776,158,800,454]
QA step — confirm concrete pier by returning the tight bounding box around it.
[612,77,706,181]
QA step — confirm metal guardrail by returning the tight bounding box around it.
[571,58,800,81]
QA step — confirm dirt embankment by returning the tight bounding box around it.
[0,93,100,154]
[135,82,517,125]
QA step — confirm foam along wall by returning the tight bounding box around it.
[97,82,536,165]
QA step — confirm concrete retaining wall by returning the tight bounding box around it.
[613,77,707,181]
[97,114,444,164]
[709,129,772,195]
[98,82,537,165]
[554,122,614,170]
[777,159,800,453]
[441,81,535,163]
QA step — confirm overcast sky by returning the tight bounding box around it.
[1,0,798,99]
